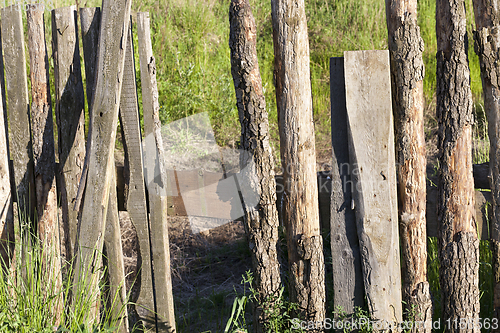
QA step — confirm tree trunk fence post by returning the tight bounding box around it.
[228,0,282,332]
[436,0,480,330]
[471,0,500,326]
[385,0,432,330]
[73,0,132,327]
[138,11,177,333]
[271,0,326,326]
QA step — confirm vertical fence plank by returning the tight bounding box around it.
[329,57,364,315]
[73,0,132,326]
[436,0,480,326]
[138,12,176,333]
[118,17,156,330]
[51,5,85,262]
[344,50,402,325]
[1,5,35,223]
[104,169,129,333]
[26,5,63,324]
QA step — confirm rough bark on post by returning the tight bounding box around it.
[271,0,325,325]
[471,0,500,326]
[1,5,35,224]
[118,18,156,330]
[52,5,85,263]
[229,1,282,331]
[73,0,132,326]
[385,0,432,330]
[138,12,176,333]
[26,5,63,324]
[436,0,480,330]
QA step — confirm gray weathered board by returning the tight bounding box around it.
[118,17,156,329]
[73,0,132,325]
[52,5,86,260]
[1,5,35,220]
[329,57,364,315]
[138,12,176,333]
[344,50,402,324]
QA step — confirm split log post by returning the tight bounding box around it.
[118,17,156,329]
[436,0,480,329]
[26,5,63,324]
[228,0,282,331]
[1,5,35,227]
[51,5,86,263]
[138,12,176,333]
[271,0,326,324]
[385,0,432,329]
[329,57,364,315]
[471,0,500,324]
[73,0,132,326]
[344,50,402,325]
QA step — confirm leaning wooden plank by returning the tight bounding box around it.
[52,5,86,262]
[73,0,132,327]
[1,5,35,223]
[118,17,156,330]
[138,12,176,333]
[329,57,364,315]
[104,169,129,333]
[344,50,402,325]
[471,0,500,322]
[26,5,62,325]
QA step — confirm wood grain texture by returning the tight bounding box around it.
[385,0,431,329]
[1,5,35,221]
[344,50,402,325]
[73,0,132,326]
[118,18,156,330]
[436,0,479,329]
[27,5,62,324]
[138,12,176,333]
[52,5,85,262]
[329,57,364,316]
[271,0,325,325]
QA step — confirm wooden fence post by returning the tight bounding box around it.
[271,0,326,325]
[138,12,176,333]
[51,5,86,263]
[385,0,432,329]
[1,5,35,225]
[229,0,282,331]
[436,0,480,329]
[329,57,364,315]
[73,0,132,326]
[471,0,500,324]
[118,16,157,330]
[344,50,402,326]
[26,5,62,324]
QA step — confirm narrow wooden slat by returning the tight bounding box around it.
[118,17,156,329]
[344,50,402,325]
[73,0,132,326]
[138,12,176,333]
[104,169,129,333]
[1,5,35,222]
[52,5,85,262]
[329,57,364,315]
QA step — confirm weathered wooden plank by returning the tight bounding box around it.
[104,170,129,333]
[1,5,35,222]
[26,5,62,324]
[118,17,156,330]
[138,12,176,333]
[344,50,402,325]
[329,57,364,315]
[52,5,85,262]
[271,0,326,324]
[73,0,132,326]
